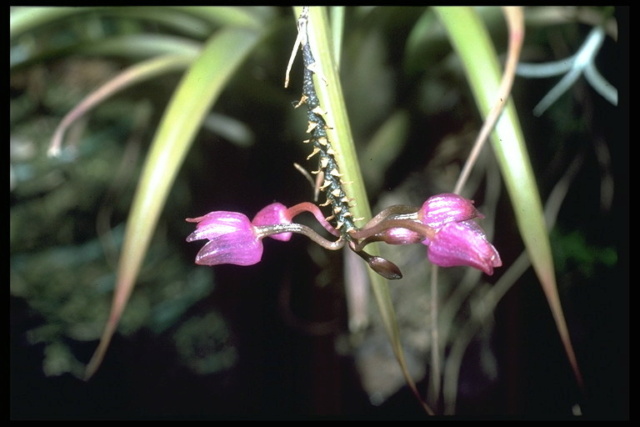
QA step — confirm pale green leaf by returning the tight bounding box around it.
[434,6,582,388]
[84,26,262,380]
[297,6,434,414]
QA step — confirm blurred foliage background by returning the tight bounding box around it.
[10,6,627,419]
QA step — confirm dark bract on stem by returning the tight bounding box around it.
[348,243,403,280]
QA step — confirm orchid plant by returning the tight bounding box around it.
[185,194,502,278]
[185,11,502,281]
[11,6,621,417]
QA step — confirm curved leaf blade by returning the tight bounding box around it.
[84,26,262,380]
[49,53,197,157]
[434,6,582,388]
[298,6,434,414]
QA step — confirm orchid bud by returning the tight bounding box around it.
[378,226,424,245]
[367,255,403,280]
[252,202,293,242]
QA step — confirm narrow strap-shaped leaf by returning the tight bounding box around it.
[11,33,201,70]
[434,6,583,388]
[84,26,262,380]
[10,6,265,40]
[49,53,197,157]
[297,6,434,414]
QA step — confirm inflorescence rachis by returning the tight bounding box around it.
[186,7,501,280]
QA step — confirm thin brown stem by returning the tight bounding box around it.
[453,6,524,195]
[349,218,435,250]
[358,205,419,232]
[286,201,340,236]
[257,223,345,250]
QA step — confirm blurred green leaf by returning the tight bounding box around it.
[11,34,202,70]
[85,25,263,380]
[300,6,433,415]
[434,6,583,388]
[361,110,410,193]
[49,53,198,156]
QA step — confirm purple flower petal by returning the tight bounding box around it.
[186,211,254,242]
[195,233,263,266]
[419,193,481,229]
[186,210,263,266]
[427,220,502,275]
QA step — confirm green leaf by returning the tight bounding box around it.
[11,34,202,71]
[434,6,582,388]
[298,6,434,414]
[49,53,198,157]
[84,26,263,380]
